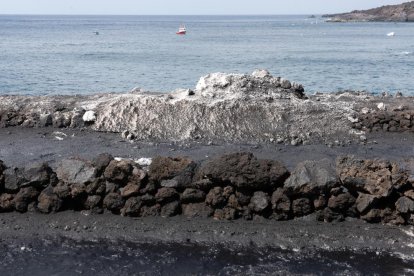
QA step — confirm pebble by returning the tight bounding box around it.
[82,111,97,122]
[377,102,386,111]
[361,107,370,114]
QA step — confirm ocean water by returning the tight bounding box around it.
[0,15,413,96]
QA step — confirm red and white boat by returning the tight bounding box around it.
[176,25,186,35]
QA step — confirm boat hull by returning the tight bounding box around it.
[176,31,186,35]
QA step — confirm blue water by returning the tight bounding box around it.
[0,15,413,95]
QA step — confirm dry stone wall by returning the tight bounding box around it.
[354,110,414,133]
[1,152,413,225]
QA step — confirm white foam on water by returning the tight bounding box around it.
[395,51,412,56]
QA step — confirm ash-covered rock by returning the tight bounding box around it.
[0,71,373,144]
[195,70,305,100]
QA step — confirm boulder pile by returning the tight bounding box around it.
[1,153,413,225]
[0,104,91,129]
[354,109,414,133]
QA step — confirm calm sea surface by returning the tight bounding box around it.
[0,15,413,95]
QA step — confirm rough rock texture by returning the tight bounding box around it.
[149,156,195,187]
[354,110,414,133]
[37,186,62,213]
[336,156,409,197]
[56,159,97,185]
[182,203,214,218]
[195,152,289,191]
[1,152,414,225]
[250,191,270,213]
[324,1,414,22]
[195,70,304,100]
[284,159,339,195]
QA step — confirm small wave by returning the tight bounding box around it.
[399,51,412,55]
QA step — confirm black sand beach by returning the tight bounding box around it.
[1,211,414,275]
[0,127,413,170]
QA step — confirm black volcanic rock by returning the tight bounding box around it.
[195,152,289,191]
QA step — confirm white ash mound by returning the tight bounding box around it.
[194,70,305,100]
[0,70,378,144]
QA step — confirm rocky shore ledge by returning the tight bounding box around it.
[1,152,413,226]
[0,70,412,147]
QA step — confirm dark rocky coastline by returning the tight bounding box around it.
[323,1,414,22]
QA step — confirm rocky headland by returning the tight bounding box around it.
[323,1,414,22]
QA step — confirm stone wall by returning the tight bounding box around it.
[1,153,413,225]
[354,110,414,133]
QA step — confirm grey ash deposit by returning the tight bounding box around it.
[0,70,380,145]
[1,70,413,146]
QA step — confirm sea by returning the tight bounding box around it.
[0,15,413,96]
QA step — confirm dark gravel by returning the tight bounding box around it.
[0,127,413,170]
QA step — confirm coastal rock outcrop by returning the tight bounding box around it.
[324,1,414,22]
